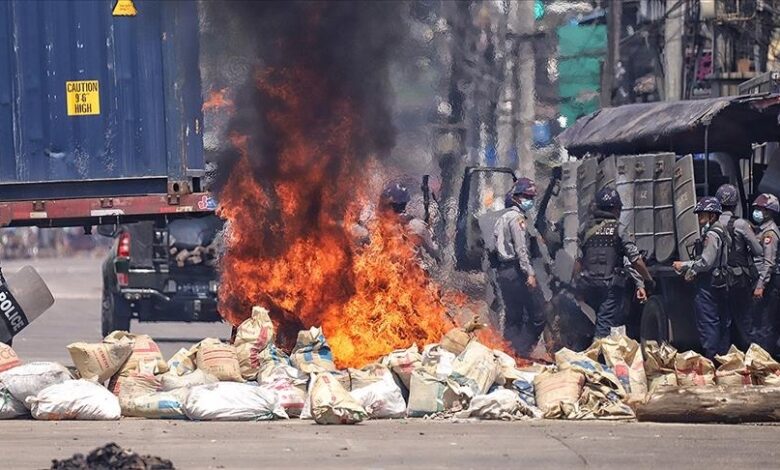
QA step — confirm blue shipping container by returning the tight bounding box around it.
[0,0,203,200]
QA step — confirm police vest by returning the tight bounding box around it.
[582,219,621,279]
[726,216,751,269]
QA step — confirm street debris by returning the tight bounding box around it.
[3,312,780,424]
[50,442,174,470]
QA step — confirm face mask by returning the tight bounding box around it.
[519,199,534,212]
[753,209,765,224]
[700,222,710,233]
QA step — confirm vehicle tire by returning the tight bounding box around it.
[640,295,669,346]
[101,287,131,337]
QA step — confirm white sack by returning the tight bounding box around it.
[27,379,121,420]
[349,373,406,419]
[0,361,72,408]
[183,382,288,421]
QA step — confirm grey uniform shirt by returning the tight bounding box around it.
[494,206,535,276]
[756,220,779,289]
[682,224,727,274]
[719,211,762,255]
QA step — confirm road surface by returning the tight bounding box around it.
[2,254,780,469]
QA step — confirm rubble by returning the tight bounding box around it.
[50,442,174,470]
[4,305,780,425]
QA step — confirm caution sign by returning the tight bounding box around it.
[113,0,137,16]
[66,80,100,116]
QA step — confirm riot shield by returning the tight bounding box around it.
[674,155,699,262]
[577,157,598,230]
[634,154,656,258]
[616,155,636,233]
[654,153,676,263]
[597,155,617,192]
[561,161,581,260]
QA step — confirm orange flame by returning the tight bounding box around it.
[217,66,512,368]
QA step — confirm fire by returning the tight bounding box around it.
[217,66,513,368]
[203,88,234,112]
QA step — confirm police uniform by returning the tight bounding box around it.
[679,198,731,359]
[719,210,762,349]
[493,204,545,356]
[752,216,780,354]
[577,210,641,338]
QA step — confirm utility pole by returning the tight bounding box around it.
[601,0,622,107]
[511,0,535,180]
[495,1,515,169]
[664,0,685,101]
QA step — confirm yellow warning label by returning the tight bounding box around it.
[112,0,137,17]
[66,80,100,116]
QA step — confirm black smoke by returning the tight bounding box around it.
[207,1,405,197]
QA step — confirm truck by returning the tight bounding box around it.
[100,215,222,336]
[0,0,213,229]
[0,1,220,331]
[453,93,780,352]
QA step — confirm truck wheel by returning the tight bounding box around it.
[101,287,131,336]
[640,295,669,346]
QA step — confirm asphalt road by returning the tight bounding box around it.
[6,254,230,362]
[3,254,780,469]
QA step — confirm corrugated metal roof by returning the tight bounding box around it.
[557,95,780,156]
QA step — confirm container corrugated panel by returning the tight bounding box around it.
[0,0,203,197]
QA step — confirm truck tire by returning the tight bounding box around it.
[640,295,669,345]
[101,287,131,336]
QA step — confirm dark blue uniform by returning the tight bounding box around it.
[681,222,731,359]
[577,210,641,338]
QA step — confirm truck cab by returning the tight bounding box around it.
[100,215,223,336]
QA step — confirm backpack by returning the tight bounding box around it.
[709,225,731,290]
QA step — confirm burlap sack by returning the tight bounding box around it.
[420,344,456,380]
[715,345,753,386]
[0,343,21,373]
[745,343,780,385]
[440,327,471,356]
[105,331,167,376]
[347,363,393,390]
[643,341,678,391]
[256,345,294,383]
[195,338,243,382]
[446,341,501,400]
[533,369,585,416]
[598,331,648,402]
[67,336,134,383]
[380,344,422,390]
[160,369,219,391]
[233,306,275,380]
[108,370,161,412]
[406,369,448,417]
[123,389,188,419]
[167,347,196,376]
[674,350,715,386]
[291,327,336,374]
[310,373,367,424]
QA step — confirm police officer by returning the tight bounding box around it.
[574,186,651,339]
[750,193,780,355]
[715,183,762,349]
[492,177,545,356]
[378,181,441,265]
[673,197,731,360]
